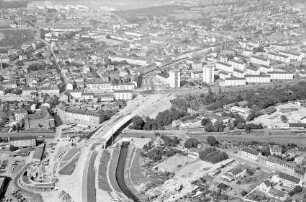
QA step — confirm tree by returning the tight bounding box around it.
[246,111,256,121]
[280,115,288,123]
[207,136,218,146]
[204,123,213,132]
[289,186,302,196]
[241,191,248,196]
[184,138,200,148]
[201,118,211,126]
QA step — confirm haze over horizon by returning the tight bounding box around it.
[54,0,173,10]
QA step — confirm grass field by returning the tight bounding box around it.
[108,146,122,193]
[60,148,80,168]
[130,148,153,186]
[98,150,112,192]
[0,29,35,47]
[59,153,81,175]
[113,5,187,20]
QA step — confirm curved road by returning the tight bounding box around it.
[115,142,140,202]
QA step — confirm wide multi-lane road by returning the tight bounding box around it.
[82,93,174,202]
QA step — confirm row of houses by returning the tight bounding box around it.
[240,147,304,179]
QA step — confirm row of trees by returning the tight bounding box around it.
[199,147,228,164]
[172,81,306,111]
[129,108,186,130]
[201,115,263,133]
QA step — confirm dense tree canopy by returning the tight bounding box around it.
[184,138,200,148]
[206,136,219,146]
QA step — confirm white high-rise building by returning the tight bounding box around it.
[203,64,214,84]
[169,70,180,88]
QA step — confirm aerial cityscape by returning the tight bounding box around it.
[0,0,306,201]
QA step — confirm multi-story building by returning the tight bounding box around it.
[216,61,233,72]
[246,66,260,75]
[240,147,259,161]
[250,55,270,66]
[220,77,246,86]
[268,71,294,80]
[14,109,28,121]
[245,75,271,84]
[85,80,112,92]
[57,104,101,125]
[169,70,180,88]
[259,65,273,74]
[272,172,302,189]
[232,69,244,78]
[267,52,290,63]
[24,107,55,130]
[228,59,246,71]
[279,51,304,62]
[113,90,133,100]
[202,64,214,84]
[9,137,36,148]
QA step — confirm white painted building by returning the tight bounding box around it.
[202,64,214,84]
[259,65,273,73]
[113,90,133,100]
[228,59,246,71]
[246,66,260,75]
[233,69,244,78]
[219,77,246,86]
[218,71,231,80]
[268,71,294,80]
[245,75,271,83]
[279,51,304,62]
[169,70,180,88]
[250,55,270,66]
[267,52,290,63]
[216,61,233,72]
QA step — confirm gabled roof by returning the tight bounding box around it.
[278,172,300,184]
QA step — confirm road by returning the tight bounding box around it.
[115,143,140,202]
[87,152,97,202]
[81,93,173,202]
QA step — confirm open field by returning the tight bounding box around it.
[98,150,112,192]
[108,146,122,193]
[0,29,35,47]
[113,5,187,19]
[62,148,80,162]
[59,153,81,175]
[156,154,194,173]
[130,148,152,187]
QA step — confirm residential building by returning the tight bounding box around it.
[222,166,246,181]
[245,75,271,84]
[24,107,55,130]
[216,61,233,72]
[113,90,133,100]
[250,55,270,66]
[258,180,272,193]
[9,137,36,148]
[14,109,28,121]
[219,77,246,86]
[272,172,302,189]
[57,104,101,125]
[240,147,259,161]
[268,71,294,80]
[270,145,282,156]
[169,70,180,88]
[202,64,214,84]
